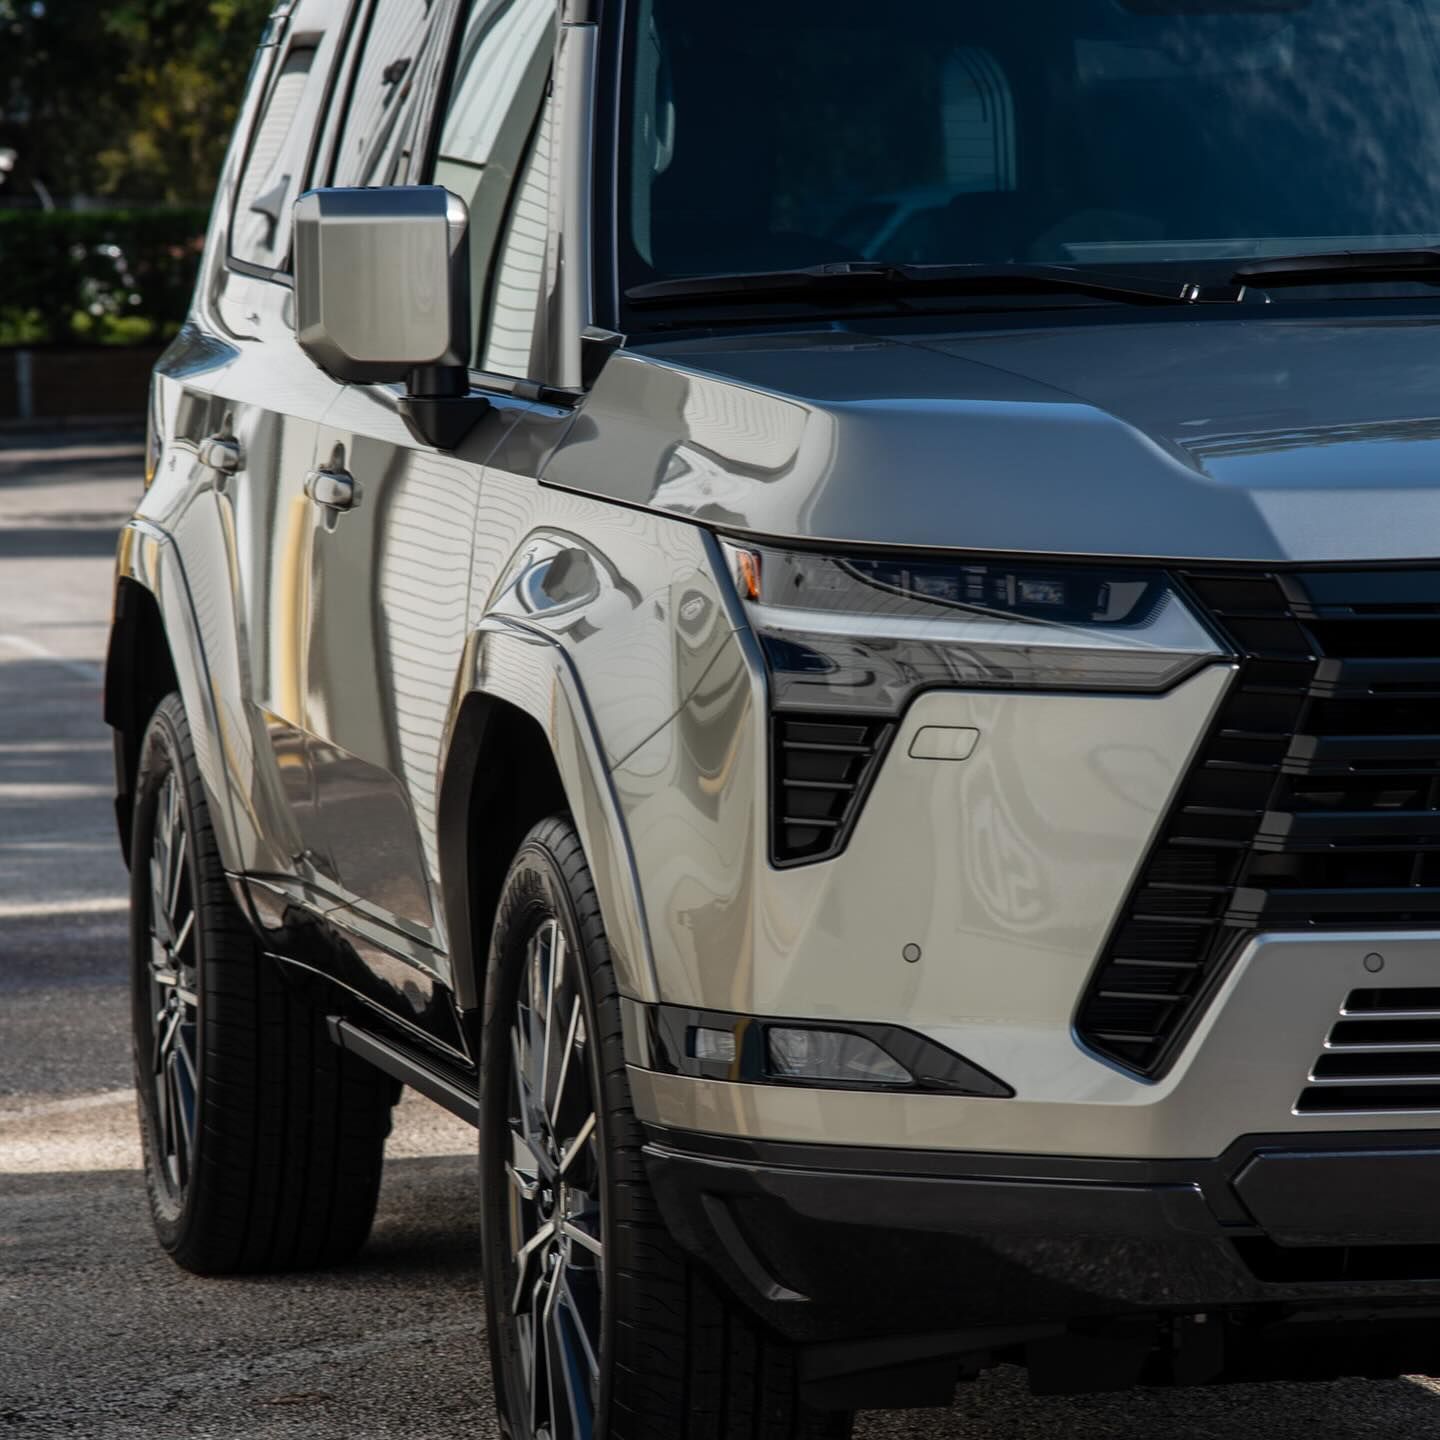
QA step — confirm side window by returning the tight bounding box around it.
[432,0,556,375]
[480,103,553,376]
[330,0,441,188]
[230,2,348,271]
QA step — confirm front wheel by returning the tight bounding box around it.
[480,816,851,1440]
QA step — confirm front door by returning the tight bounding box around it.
[299,0,557,1015]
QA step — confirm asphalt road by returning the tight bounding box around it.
[7,430,1440,1437]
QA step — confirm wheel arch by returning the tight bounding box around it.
[106,577,180,866]
[436,622,658,1015]
[105,523,242,879]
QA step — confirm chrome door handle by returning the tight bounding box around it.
[199,434,242,474]
[305,467,357,511]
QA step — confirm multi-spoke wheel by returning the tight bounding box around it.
[481,817,852,1440]
[144,768,199,1207]
[505,915,605,1439]
[129,693,394,1272]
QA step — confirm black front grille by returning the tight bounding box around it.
[1296,987,1440,1114]
[771,714,894,865]
[1078,567,1440,1076]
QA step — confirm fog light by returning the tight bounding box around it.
[690,1026,737,1064]
[765,1028,912,1086]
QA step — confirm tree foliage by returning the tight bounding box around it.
[0,206,208,345]
[0,0,273,205]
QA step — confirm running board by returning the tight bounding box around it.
[327,1016,479,1127]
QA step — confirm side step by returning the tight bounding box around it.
[327,1016,479,1127]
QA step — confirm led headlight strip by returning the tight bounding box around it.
[722,542,1225,714]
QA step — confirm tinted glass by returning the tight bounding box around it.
[480,103,553,375]
[232,44,322,267]
[623,0,1440,283]
[231,0,351,272]
[433,0,555,372]
[331,0,438,188]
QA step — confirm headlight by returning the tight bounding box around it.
[722,543,1224,714]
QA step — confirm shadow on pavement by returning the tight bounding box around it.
[0,525,127,559]
[5,1146,1440,1438]
[0,431,144,492]
[0,1152,486,1439]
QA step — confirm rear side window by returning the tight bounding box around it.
[433,0,556,374]
[331,0,442,188]
[230,1,350,272]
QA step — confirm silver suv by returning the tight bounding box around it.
[106,1,1440,1433]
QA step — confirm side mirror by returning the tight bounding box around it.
[293,185,490,450]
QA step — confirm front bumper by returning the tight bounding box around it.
[628,930,1440,1158]
[645,1124,1440,1395]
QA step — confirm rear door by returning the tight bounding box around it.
[302,0,559,1010]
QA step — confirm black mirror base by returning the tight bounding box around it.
[398,391,493,450]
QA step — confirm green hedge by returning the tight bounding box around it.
[0,208,209,347]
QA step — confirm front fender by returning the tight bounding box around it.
[437,618,659,1008]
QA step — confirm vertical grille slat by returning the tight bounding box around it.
[1078,568,1440,1077]
[772,714,894,865]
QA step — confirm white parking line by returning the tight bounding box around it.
[0,1088,136,1122]
[0,896,128,920]
[0,782,113,800]
[0,632,104,683]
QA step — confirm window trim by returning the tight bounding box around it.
[595,0,626,332]
[416,0,472,186]
[307,0,374,190]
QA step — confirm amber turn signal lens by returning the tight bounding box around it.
[732,547,762,602]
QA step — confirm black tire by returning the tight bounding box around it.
[129,692,395,1274]
[480,815,852,1440]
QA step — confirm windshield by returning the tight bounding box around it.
[620,0,1440,293]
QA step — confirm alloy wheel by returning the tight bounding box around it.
[145,768,199,1205]
[505,914,605,1440]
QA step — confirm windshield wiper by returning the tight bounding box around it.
[1232,249,1440,287]
[627,260,1246,308]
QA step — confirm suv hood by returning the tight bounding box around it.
[544,313,1440,562]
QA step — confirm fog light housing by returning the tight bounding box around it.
[635,1003,1013,1097]
[766,1027,912,1087]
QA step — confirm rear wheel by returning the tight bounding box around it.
[480,816,852,1440]
[129,693,395,1273]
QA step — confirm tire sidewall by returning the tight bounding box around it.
[129,697,204,1246]
[480,826,617,1440]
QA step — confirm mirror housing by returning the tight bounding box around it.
[294,185,471,382]
[294,186,491,449]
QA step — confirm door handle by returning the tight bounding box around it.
[305,467,357,512]
[199,434,242,474]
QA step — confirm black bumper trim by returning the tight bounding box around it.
[649,1145,1219,1254]
[643,1124,1440,1347]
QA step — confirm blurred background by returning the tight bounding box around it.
[0,0,269,421]
[0,10,488,1437]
